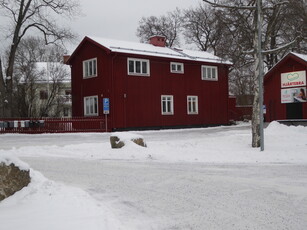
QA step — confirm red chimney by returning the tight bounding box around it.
[149,35,166,47]
[63,55,70,64]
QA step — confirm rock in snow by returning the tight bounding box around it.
[0,162,31,201]
[110,132,147,148]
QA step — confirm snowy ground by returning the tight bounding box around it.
[0,121,307,229]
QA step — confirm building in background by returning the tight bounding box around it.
[264,52,307,121]
[18,62,71,118]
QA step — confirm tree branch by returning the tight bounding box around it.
[202,0,256,10]
[261,38,298,55]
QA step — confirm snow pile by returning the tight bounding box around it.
[0,152,30,170]
[2,122,306,164]
[0,154,124,230]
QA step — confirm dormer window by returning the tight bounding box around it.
[170,62,184,74]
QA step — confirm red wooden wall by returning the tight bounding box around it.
[69,39,230,131]
[264,55,307,121]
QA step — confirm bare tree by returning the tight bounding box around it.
[183,4,229,55]
[202,0,304,148]
[38,62,70,118]
[136,8,182,47]
[0,0,79,117]
[14,37,70,118]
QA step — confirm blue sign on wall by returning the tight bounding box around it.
[103,98,110,114]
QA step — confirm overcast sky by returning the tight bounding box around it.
[0,0,202,54]
[70,0,202,45]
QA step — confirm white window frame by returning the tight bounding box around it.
[170,62,184,74]
[187,96,199,115]
[128,58,150,76]
[161,95,174,115]
[201,65,218,81]
[84,95,98,116]
[83,58,97,78]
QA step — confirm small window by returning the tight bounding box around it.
[40,90,48,100]
[170,62,184,74]
[63,107,70,117]
[84,96,98,116]
[187,96,198,114]
[128,58,150,76]
[83,58,97,78]
[161,95,174,115]
[201,65,218,81]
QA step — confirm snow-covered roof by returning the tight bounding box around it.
[291,52,307,62]
[87,36,232,65]
[264,52,307,79]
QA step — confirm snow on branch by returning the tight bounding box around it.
[262,1,290,10]
[202,0,256,10]
[261,38,298,55]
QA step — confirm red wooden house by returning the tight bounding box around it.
[264,52,307,121]
[67,36,232,131]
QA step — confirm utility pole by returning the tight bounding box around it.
[257,0,264,151]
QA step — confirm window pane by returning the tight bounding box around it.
[142,61,147,74]
[177,64,182,72]
[136,61,141,73]
[171,64,176,71]
[207,68,211,78]
[89,61,93,76]
[162,100,166,113]
[93,59,97,75]
[166,100,171,113]
[212,68,216,79]
[90,98,93,113]
[85,62,89,77]
[94,97,98,113]
[203,67,206,79]
[86,98,90,114]
[129,60,134,73]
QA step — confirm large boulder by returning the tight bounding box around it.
[0,162,31,201]
[110,132,147,148]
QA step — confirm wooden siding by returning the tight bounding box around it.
[70,40,230,131]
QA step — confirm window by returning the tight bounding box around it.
[201,65,218,81]
[161,95,174,115]
[128,58,150,76]
[63,107,70,117]
[187,96,198,114]
[84,96,98,116]
[170,62,184,74]
[40,90,48,100]
[83,58,97,78]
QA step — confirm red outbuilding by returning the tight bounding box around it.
[264,52,307,121]
[67,36,232,131]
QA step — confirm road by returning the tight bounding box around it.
[21,157,307,230]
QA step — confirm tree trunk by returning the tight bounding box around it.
[252,54,261,147]
[251,0,263,148]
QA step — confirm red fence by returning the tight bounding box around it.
[0,117,107,134]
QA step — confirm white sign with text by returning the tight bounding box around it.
[281,71,306,88]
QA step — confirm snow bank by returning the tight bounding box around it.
[2,122,307,164]
[0,155,124,230]
[0,152,29,170]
